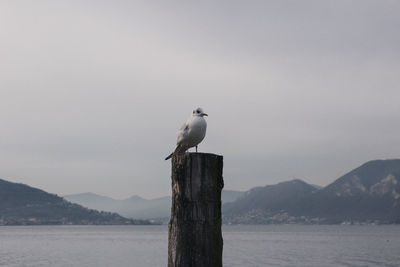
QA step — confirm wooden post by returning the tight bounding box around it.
[168,152,224,267]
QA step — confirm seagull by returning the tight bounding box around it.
[165,107,208,160]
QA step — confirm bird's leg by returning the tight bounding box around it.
[196,145,198,152]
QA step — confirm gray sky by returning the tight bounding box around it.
[1,0,399,199]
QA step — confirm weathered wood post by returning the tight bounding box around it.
[168,152,224,267]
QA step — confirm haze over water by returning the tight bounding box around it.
[1,225,399,267]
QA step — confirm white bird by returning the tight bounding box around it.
[165,107,208,160]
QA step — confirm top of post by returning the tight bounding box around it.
[172,152,223,165]
[187,152,223,159]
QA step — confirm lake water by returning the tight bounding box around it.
[0,225,399,267]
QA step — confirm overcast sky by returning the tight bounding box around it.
[1,1,399,199]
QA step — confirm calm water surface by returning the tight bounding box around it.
[0,225,399,267]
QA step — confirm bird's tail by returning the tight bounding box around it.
[165,145,185,160]
[165,152,173,160]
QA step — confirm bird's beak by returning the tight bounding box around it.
[201,113,208,117]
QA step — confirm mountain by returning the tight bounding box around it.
[0,179,149,225]
[64,189,244,220]
[308,159,400,223]
[64,193,171,219]
[322,159,400,197]
[223,179,319,224]
[222,190,245,203]
[223,159,400,224]
[310,184,323,190]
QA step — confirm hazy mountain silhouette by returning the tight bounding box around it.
[308,159,400,223]
[64,190,244,219]
[223,159,400,224]
[223,180,319,224]
[5,159,399,225]
[0,179,149,225]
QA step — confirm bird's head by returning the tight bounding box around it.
[192,107,208,117]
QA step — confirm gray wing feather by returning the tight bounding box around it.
[177,123,189,144]
[165,121,191,160]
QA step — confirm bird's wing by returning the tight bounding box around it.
[177,122,190,144]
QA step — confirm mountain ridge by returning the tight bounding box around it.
[64,190,245,220]
[3,159,399,225]
[223,159,400,224]
[0,179,149,225]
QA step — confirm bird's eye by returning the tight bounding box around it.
[196,110,200,113]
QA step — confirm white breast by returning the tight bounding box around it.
[177,116,207,149]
